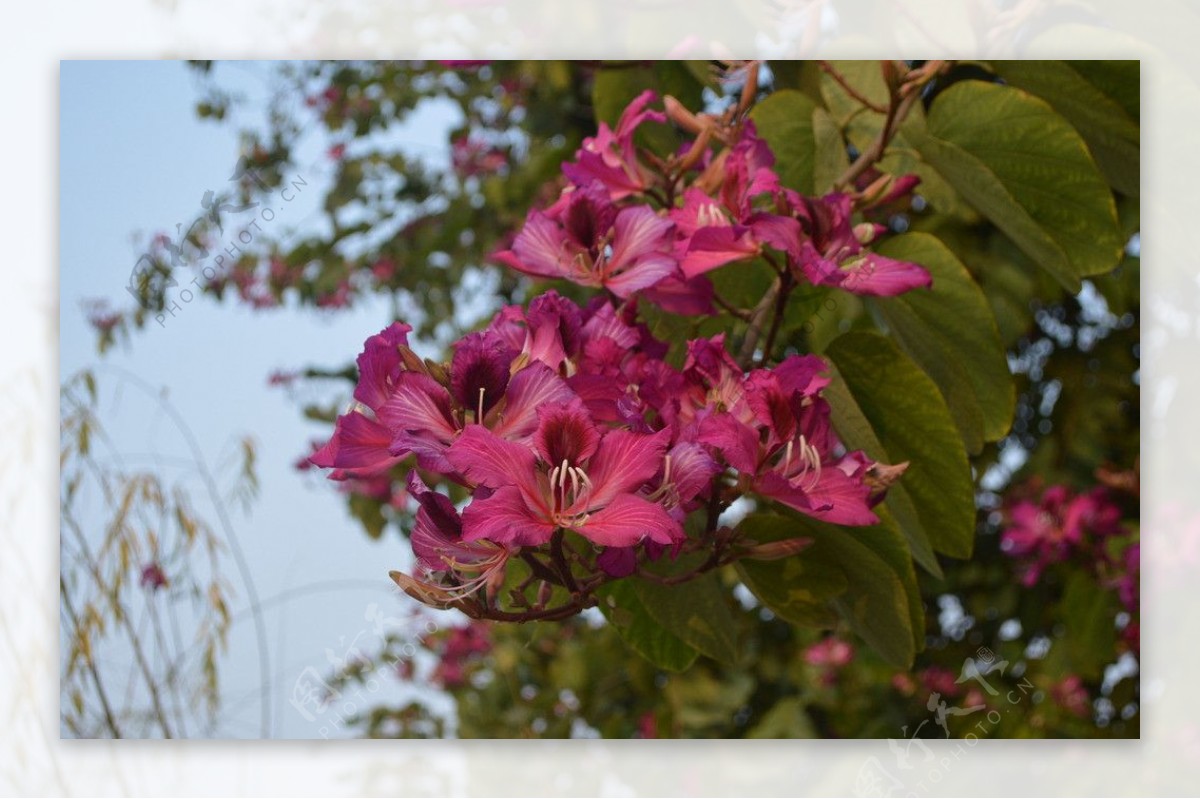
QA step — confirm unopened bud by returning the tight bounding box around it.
[675,124,713,174]
[854,222,886,245]
[389,570,454,609]
[424,359,450,386]
[866,460,909,505]
[664,95,705,135]
[742,536,812,561]
[397,344,428,375]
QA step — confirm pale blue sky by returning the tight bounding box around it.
[60,61,457,738]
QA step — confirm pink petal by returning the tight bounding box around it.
[838,253,933,297]
[446,425,536,490]
[309,412,400,474]
[677,226,759,278]
[496,211,572,279]
[577,494,681,547]
[585,427,671,509]
[376,371,458,441]
[697,414,760,474]
[353,322,412,412]
[534,401,602,466]
[460,485,555,546]
[491,362,576,440]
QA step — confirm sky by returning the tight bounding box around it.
[60,61,458,739]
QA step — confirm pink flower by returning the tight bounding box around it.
[1051,675,1091,718]
[311,323,575,477]
[789,192,932,296]
[139,563,168,592]
[445,402,682,548]
[562,89,664,200]
[695,352,880,526]
[492,182,680,299]
[671,125,800,278]
[803,636,855,667]
[406,473,510,601]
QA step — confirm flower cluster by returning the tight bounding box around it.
[493,90,931,314]
[1000,480,1138,649]
[313,89,930,619]
[1000,484,1129,586]
[312,289,903,615]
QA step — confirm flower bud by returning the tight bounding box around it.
[741,536,812,561]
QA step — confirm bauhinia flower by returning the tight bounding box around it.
[311,322,574,477]
[696,354,886,525]
[672,124,800,278]
[395,472,511,605]
[788,191,932,296]
[445,401,682,548]
[492,181,680,299]
[561,89,665,200]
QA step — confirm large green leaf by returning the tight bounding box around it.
[737,512,921,668]
[820,371,941,578]
[826,331,976,559]
[749,89,817,194]
[867,232,1015,452]
[990,61,1140,197]
[634,569,740,666]
[908,80,1123,291]
[597,580,698,672]
[736,520,848,629]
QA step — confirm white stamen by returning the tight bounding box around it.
[477,387,486,422]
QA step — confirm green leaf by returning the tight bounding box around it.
[736,518,849,628]
[820,372,941,577]
[1061,571,1118,681]
[634,570,740,666]
[990,61,1140,197]
[826,331,975,559]
[909,80,1123,291]
[811,107,850,195]
[737,512,921,668]
[749,89,817,194]
[867,232,1015,451]
[597,580,698,672]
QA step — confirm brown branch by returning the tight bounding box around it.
[759,272,795,366]
[549,529,579,593]
[739,274,782,367]
[819,61,889,113]
[833,60,949,193]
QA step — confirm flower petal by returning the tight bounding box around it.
[460,485,555,546]
[577,493,681,547]
[586,427,671,509]
[837,253,933,297]
[376,371,458,441]
[309,411,400,474]
[446,425,536,490]
[491,362,576,441]
[353,322,412,412]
